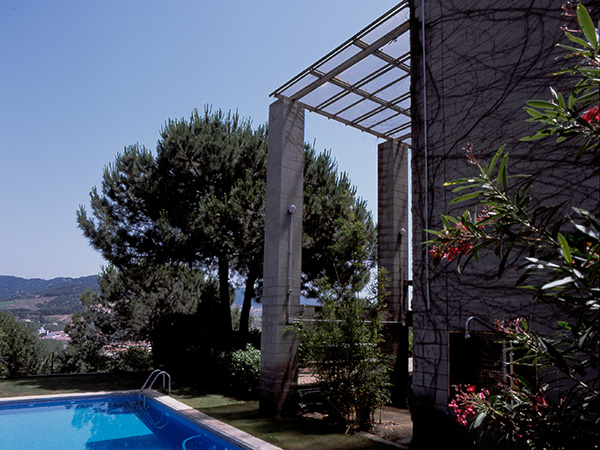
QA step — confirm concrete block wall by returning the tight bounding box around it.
[260,97,304,414]
[409,0,599,410]
[378,139,411,404]
[378,140,410,323]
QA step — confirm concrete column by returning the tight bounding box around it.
[378,139,410,405]
[260,96,304,414]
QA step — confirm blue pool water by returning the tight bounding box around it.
[0,395,243,450]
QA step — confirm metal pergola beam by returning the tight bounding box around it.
[289,22,411,102]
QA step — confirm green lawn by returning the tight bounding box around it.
[0,373,398,450]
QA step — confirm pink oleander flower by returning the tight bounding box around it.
[476,205,495,228]
[449,384,486,427]
[495,317,526,336]
[429,222,474,261]
[431,207,494,262]
[581,106,600,125]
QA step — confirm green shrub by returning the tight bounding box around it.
[110,346,153,372]
[0,311,43,378]
[220,344,261,398]
[295,272,393,430]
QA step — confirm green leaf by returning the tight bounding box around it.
[542,276,575,290]
[498,152,509,191]
[576,90,600,103]
[542,338,570,372]
[443,177,477,186]
[452,184,480,193]
[579,327,594,348]
[520,131,551,141]
[551,88,566,110]
[564,30,591,48]
[574,223,600,240]
[524,107,546,119]
[568,92,576,109]
[577,4,598,50]
[473,412,486,428]
[487,145,505,175]
[525,100,556,109]
[557,233,572,265]
[441,215,459,229]
[449,191,484,204]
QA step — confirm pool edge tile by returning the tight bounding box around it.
[148,391,282,450]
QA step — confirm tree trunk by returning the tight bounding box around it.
[217,256,232,346]
[239,264,259,344]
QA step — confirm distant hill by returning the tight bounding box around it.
[0,275,100,317]
[0,276,314,319]
[0,275,99,300]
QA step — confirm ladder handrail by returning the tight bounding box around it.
[139,370,172,408]
[140,369,163,392]
[140,369,171,394]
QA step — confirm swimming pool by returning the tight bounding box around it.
[0,392,280,450]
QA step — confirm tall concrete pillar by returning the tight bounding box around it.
[378,139,410,405]
[260,96,304,414]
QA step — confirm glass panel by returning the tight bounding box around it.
[361,108,398,128]
[375,75,410,102]
[337,55,388,86]
[373,114,409,134]
[316,45,361,75]
[279,73,319,98]
[360,16,401,45]
[322,92,364,115]
[362,69,405,94]
[381,35,410,60]
[298,83,344,109]
[394,96,411,113]
[337,99,380,122]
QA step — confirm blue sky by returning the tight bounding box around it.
[0,1,399,279]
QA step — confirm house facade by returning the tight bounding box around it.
[260,2,598,445]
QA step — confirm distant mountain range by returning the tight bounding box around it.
[0,275,99,300]
[0,275,316,316]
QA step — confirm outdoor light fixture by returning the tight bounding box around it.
[464,316,506,339]
[465,316,475,339]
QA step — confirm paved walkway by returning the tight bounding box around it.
[370,406,412,448]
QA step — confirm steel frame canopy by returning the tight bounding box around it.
[271,1,411,142]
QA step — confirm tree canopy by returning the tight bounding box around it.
[77,107,376,354]
[0,311,43,378]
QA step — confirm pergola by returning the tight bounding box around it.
[271,1,411,142]
[260,1,412,413]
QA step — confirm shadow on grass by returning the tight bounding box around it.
[200,402,399,450]
[0,372,149,397]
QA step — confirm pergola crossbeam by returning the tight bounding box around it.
[289,22,410,103]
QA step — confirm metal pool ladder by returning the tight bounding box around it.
[139,369,171,406]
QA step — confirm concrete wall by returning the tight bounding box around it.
[260,97,304,414]
[410,0,598,410]
[378,139,411,404]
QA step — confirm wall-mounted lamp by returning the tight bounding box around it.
[464,316,506,339]
[465,316,475,339]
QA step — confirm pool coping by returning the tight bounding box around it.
[0,390,282,450]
